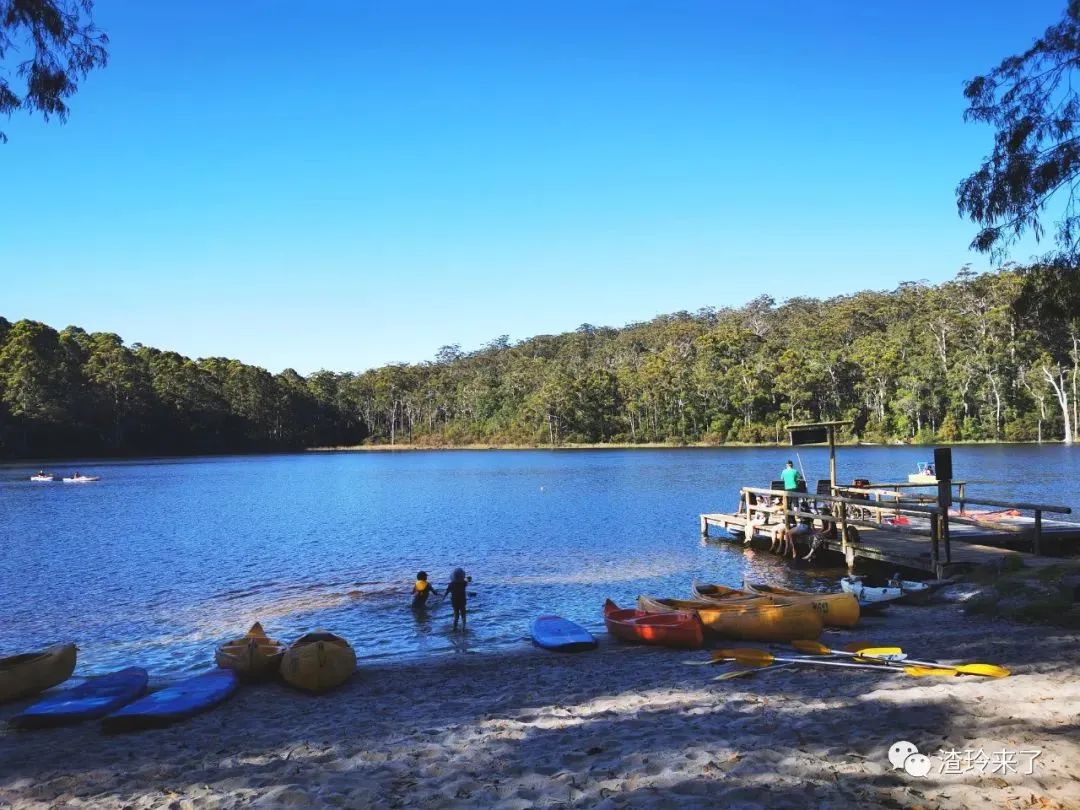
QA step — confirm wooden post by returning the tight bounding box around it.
[930,508,940,572]
[958,482,966,513]
[828,425,837,490]
[783,492,790,528]
[1034,510,1043,555]
[839,501,848,553]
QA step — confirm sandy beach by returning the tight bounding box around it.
[1,596,1078,810]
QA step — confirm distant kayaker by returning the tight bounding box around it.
[411,571,439,610]
[446,567,472,631]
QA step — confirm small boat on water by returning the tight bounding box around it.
[62,474,101,483]
[603,599,704,649]
[11,667,148,729]
[637,595,824,642]
[736,581,860,627]
[29,472,55,482]
[908,462,937,484]
[215,622,286,680]
[103,670,239,732]
[530,615,597,652]
[0,643,78,703]
[281,631,356,693]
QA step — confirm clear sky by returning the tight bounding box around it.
[0,1,1066,374]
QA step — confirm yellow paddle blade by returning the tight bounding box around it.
[716,648,775,666]
[952,663,1010,678]
[791,640,830,655]
[903,666,959,677]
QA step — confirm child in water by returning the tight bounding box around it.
[446,567,472,630]
[411,571,439,610]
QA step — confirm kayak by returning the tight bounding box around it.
[688,582,766,603]
[29,474,55,482]
[62,475,100,483]
[842,576,929,605]
[0,643,77,703]
[603,599,703,649]
[530,615,597,652]
[637,595,824,642]
[215,622,286,680]
[281,631,356,693]
[739,581,861,628]
[11,667,148,729]
[103,670,239,732]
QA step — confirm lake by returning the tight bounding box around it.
[2,445,1077,677]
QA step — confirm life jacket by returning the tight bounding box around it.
[415,580,430,592]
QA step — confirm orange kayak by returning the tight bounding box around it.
[637,595,824,642]
[603,599,704,649]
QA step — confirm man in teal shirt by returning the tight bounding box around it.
[780,460,800,491]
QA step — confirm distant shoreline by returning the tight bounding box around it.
[307,439,1062,452]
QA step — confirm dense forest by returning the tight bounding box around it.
[2,262,1079,459]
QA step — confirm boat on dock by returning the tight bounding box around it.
[637,594,823,641]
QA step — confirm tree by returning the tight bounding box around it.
[957,2,1080,259]
[0,0,108,143]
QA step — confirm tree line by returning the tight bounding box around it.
[2,261,1079,459]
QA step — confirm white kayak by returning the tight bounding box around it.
[841,576,929,605]
[29,474,56,482]
[62,475,101,483]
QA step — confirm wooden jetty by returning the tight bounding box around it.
[699,422,1079,577]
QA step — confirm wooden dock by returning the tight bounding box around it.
[700,485,1080,577]
[701,512,1079,575]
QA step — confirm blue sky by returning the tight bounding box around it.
[0,1,1066,374]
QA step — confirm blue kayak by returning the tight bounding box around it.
[530,615,597,652]
[102,669,238,732]
[11,667,148,729]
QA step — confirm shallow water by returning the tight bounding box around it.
[1,445,1076,675]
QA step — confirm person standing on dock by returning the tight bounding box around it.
[780,460,803,526]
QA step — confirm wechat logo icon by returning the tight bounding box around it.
[888,741,932,778]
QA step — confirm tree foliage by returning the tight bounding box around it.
[2,263,1079,458]
[958,1,1080,259]
[0,0,108,143]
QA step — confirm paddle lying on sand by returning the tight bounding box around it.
[792,640,906,661]
[791,640,1010,678]
[712,648,958,677]
[711,663,797,681]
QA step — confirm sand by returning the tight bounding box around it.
[1,597,1078,809]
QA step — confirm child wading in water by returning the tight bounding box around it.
[411,571,439,610]
[446,567,472,630]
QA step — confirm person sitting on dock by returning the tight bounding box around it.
[771,517,815,559]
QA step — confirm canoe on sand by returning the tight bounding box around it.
[215,622,287,680]
[637,595,823,642]
[0,643,77,703]
[281,631,357,693]
[603,599,703,649]
[735,581,860,628]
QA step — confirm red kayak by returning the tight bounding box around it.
[602,599,704,649]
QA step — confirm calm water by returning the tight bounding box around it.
[2,446,1077,676]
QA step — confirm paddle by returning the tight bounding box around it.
[793,640,1010,678]
[713,648,957,677]
[793,640,906,661]
[712,663,796,681]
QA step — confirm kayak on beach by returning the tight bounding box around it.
[530,615,597,652]
[11,667,148,729]
[103,669,239,732]
[603,599,704,649]
[0,643,78,703]
[215,622,286,680]
[281,631,357,693]
[737,581,861,627]
[636,595,824,642]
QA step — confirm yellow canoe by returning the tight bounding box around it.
[216,622,287,680]
[281,631,356,693]
[0,643,77,703]
[638,595,823,641]
[741,581,860,628]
